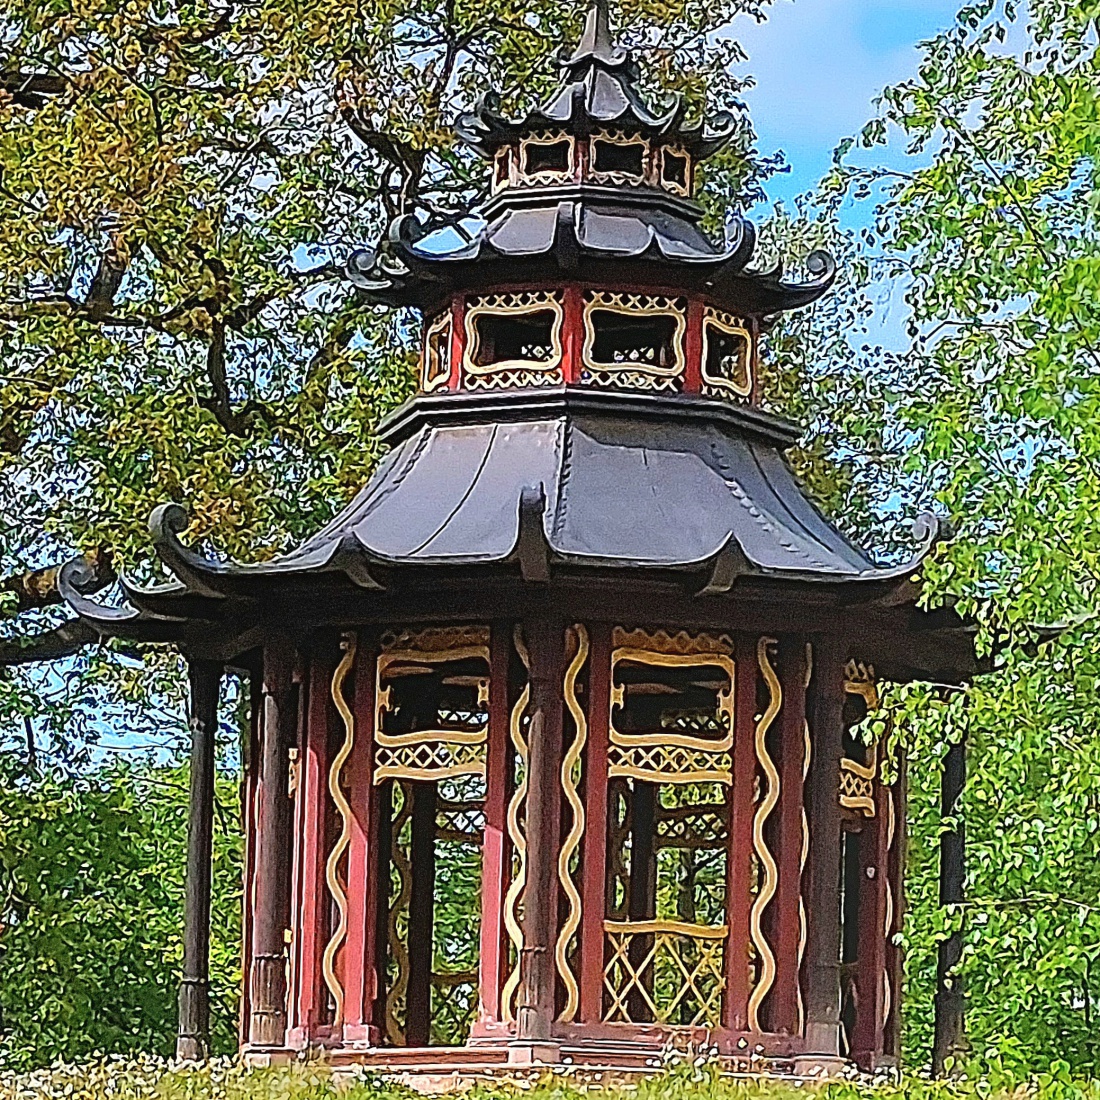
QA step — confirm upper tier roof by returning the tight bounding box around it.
[345,0,837,315]
[454,0,737,160]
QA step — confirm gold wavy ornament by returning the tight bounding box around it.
[322,634,357,1028]
[748,636,782,1032]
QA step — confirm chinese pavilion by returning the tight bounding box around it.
[60,0,980,1078]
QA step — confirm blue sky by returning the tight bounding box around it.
[730,0,962,204]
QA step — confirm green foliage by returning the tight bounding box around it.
[3,1058,1100,1100]
[828,0,1100,1075]
[0,762,242,1070]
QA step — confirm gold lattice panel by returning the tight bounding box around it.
[840,657,879,817]
[462,290,565,386]
[580,291,687,390]
[374,625,490,784]
[608,742,732,785]
[609,627,735,785]
[700,306,753,400]
[602,920,727,1028]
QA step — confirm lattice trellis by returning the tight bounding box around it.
[602,920,727,1027]
[608,741,732,785]
[840,658,880,818]
[430,971,480,1045]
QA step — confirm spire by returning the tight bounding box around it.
[564,0,625,69]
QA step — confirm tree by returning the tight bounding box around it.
[0,0,779,754]
[832,0,1100,1073]
[0,760,243,1069]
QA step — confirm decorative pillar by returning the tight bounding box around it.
[515,618,565,1047]
[478,624,514,1026]
[405,781,438,1047]
[933,730,967,1075]
[723,634,759,1033]
[287,654,333,1045]
[798,637,846,1067]
[248,638,297,1048]
[343,636,377,1041]
[578,624,611,1023]
[768,638,808,1036]
[176,659,221,1061]
[850,773,891,1069]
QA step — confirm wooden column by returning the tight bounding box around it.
[238,669,262,1046]
[800,637,846,1061]
[884,748,908,1060]
[287,656,331,1044]
[176,659,221,1061]
[343,637,376,1041]
[478,624,514,1024]
[933,731,967,1075]
[516,618,565,1043]
[724,634,759,1033]
[405,781,438,1047]
[579,624,611,1023]
[850,774,891,1069]
[248,638,297,1048]
[768,638,808,1036]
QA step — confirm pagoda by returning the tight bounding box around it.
[61,0,980,1077]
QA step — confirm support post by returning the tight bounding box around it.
[769,637,808,1036]
[478,624,513,1025]
[177,659,221,1061]
[579,624,611,1023]
[933,730,967,1075]
[515,619,564,1047]
[797,637,846,1070]
[405,781,438,1047]
[248,639,297,1048]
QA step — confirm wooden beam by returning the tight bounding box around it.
[933,731,967,1075]
[800,637,846,1061]
[516,618,565,1042]
[176,659,221,1061]
[248,638,297,1048]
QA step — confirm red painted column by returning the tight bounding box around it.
[248,638,297,1048]
[724,634,759,1034]
[343,634,376,1042]
[562,284,585,384]
[478,623,514,1026]
[239,669,262,1047]
[850,773,891,1069]
[684,297,704,393]
[288,655,334,1046]
[885,747,908,1060]
[799,637,847,1062]
[768,638,809,1036]
[578,623,611,1024]
[448,294,467,391]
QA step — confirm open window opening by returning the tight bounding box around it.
[373,636,491,1048]
[422,313,451,391]
[702,316,752,397]
[523,138,571,178]
[587,309,680,370]
[661,150,690,193]
[603,637,734,1029]
[593,138,646,178]
[469,309,559,369]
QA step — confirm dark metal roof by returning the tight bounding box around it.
[63,391,944,612]
[455,0,737,161]
[348,189,836,314]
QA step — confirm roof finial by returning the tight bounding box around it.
[565,0,625,67]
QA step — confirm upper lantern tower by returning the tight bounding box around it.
[348,0,835,404]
